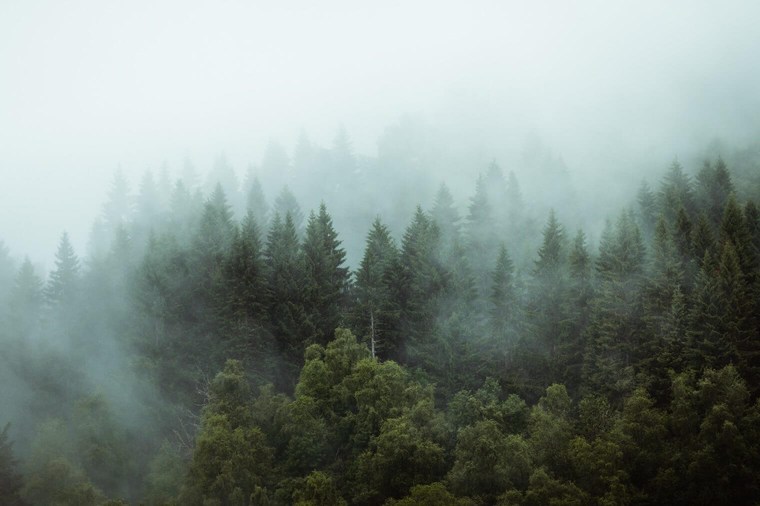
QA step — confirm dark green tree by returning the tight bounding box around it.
[489,244,517,362]
[301,203,350,347]
[353,217,398,358]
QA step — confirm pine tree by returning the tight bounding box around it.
[206,154,240,209]
[525,210,568,387]
[102,168,132,230]
[648,216,684,312]
[45,231,80,304]
[195,183,235,262]
[273,186,304,235]
[689,250,739,370]
[696,158,735,228]
[637,180,657,240]
[582,212,646,401]
[465,174,498,289]
[490,244,517,356]
[659,160,695,222]
[302,203,350,346]
[246,175,269,227]
[564,229,593,392]
[506,171,525,225]
[265,212,312,381]
[354,218,398,358]
[135,170,164,233]
[721,194,757,281]
[398,206,448,365]
[485,160,509,225]
[220,212,270,364]
[430,183,461,253]
[691,212,715,270]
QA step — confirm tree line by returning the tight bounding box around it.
[1,154,759,505]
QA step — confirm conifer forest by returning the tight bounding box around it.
[3,3,760,506]
[2,144,760,505]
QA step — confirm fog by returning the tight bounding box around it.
[2,2,760,504]
[3,0,760,267]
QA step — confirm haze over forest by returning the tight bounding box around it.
[2,1,760,505]
[3,1,760,267]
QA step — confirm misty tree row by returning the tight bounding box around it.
[1,154,760,505]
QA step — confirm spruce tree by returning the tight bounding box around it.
[489,244,517,356]
[220,212,270,366]
[265,212,312,381]
[637,180,657,240]
[273,186,304,235]
[430,182,461,253]
[302,203,350,346]
[45,231,80,304]
[523,210,569,387]
[246,176,269,228]
[659,160,695,222]
[354,218,398,358]
[398,206,447,365]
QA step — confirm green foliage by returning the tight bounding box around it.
[448,420,530,500]
[8,155,760,506]
[386,482,476,506]
[292,471,346,506]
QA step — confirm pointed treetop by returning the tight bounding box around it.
[45,231,80,303]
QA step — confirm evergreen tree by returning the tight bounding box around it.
[506,171,525,225]
[134,170,164,233]
[691,212,715,269]
[398,206,448,365]
[583,211,646,401]
[465,174,498,289]
[102,168,132,231]
[563,229,593,392]
[431,183,461,253]
[489,244,517,363]
[696,158,735,228]
[301,203,350,346]
[273,186,304,235]
[659,160,695,222]
[485,161,509,225]
[205,154,240,209]
[721,194,756,280]
[689,249,740,371]
[194,183,235,266]
[45,231,80,304]
[220,212,272,369]
[525,210,568,386]
[637,180,657,240]
[246,175,269,227]
[265,212,311,381]
[354,218,398,358]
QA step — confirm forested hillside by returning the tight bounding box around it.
[2,150,760,506]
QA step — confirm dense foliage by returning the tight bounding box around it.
[2,147,760,505]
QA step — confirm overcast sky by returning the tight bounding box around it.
[2,0,760,267]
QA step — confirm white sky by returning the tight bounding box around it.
[2,0,760,267]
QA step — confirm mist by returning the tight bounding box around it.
[2,1,760,505]
[3,0,760,266]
